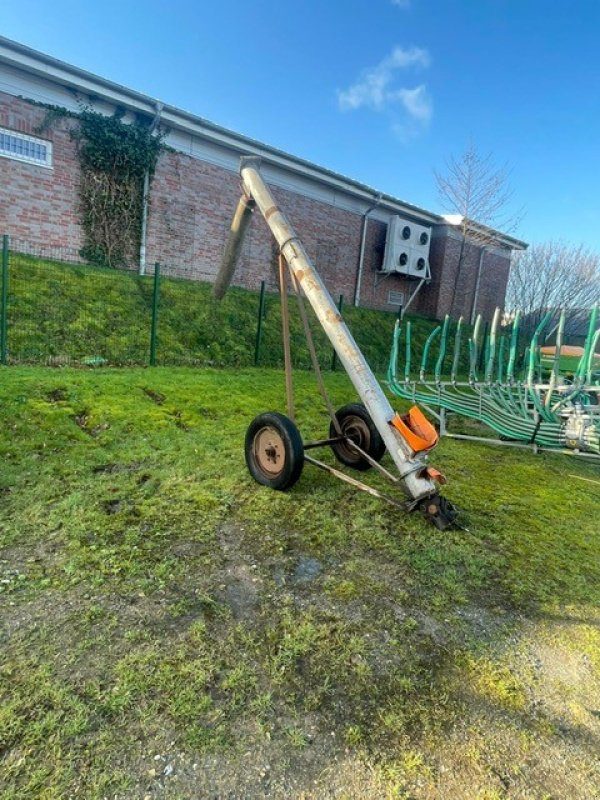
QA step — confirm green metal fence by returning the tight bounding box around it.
[0,236,442,372]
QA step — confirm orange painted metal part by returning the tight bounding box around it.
[390,406,439,453]
[424,466,446,485]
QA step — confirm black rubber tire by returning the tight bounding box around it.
[245,412,304,490]
[329,403,386,471]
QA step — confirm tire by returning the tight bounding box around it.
[245,412,304,490]
[329,403,386,471]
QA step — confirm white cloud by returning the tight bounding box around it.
[393,85,432,123]
[337,47,430,112]
[391,0,411,7]
[337,47,432,135]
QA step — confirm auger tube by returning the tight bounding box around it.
[231,157,441,504]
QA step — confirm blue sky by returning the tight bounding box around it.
[2,0,600,248]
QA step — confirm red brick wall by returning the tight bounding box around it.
[430,232,512,321]
[145,148,366,301]
[0,92,83,260]
[0,92,511,320]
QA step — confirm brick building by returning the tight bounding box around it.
[0,36,526,321]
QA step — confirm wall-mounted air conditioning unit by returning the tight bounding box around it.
[381,216,432,279]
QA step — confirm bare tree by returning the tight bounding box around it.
[434,142,523,317]
[506,241,600,334]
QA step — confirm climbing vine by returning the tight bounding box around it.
[71,108,164,268]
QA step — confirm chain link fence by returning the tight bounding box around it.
[0,235,440,372]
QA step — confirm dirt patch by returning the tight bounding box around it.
[73,409,109,437]
[142,387,166,405]
[45,387,68,403]
[168,409,189,430]
[92,462,144,475]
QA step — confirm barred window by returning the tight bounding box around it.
[0,127,52,167]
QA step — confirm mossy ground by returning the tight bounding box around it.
[1,366,599,799]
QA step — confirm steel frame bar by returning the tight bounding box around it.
[304,455,407,510]
[278,253,295,421]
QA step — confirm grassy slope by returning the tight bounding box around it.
[7,253,443,372]
[1,366,599,799]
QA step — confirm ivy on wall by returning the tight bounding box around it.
[35,102,164,269]
[72,109,164,268]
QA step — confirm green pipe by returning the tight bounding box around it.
[527,312,552,386]
[405,321,412,381]
[586,329,600,384]
[578,305,598,382]
[388,320,401,384]
[469,315,482,381]
[450,317,463,383]
[420,326,441,380]
[545,309,565,409]
[484,308,501,383]
[507,311,520,382]
[551,310,565,382]
[434,315,450,383]
[387,376,565,447]
[496,336,506,384]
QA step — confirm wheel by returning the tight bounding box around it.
[245,412,304,490]
[329,403,386,471]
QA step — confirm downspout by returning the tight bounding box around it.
[353,193,382,307]
[139,101,164,276]
[470,246,486,325]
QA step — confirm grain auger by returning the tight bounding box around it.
[387,305,600,457]
[214,157,457,530]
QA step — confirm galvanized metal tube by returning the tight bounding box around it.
[213,194,256,300]
[240,158,436,500]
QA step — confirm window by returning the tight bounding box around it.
[0,127,52,168]
[388,290,405,307]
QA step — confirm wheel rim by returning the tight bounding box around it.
[337,416,370,460]
[254,426,286,476]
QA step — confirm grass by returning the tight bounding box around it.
[5,251,444,372]
[1,365,599,798]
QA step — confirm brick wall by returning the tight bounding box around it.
[145,148,367,300]
[0,92,83,260]
[0,91,512,320]
[430,231,512,321]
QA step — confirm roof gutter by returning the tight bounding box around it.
[0,35,528,249]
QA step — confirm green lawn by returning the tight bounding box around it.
[5,252,445,372]
[1,366,599,799]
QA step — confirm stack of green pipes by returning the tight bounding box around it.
[387,305,600,453]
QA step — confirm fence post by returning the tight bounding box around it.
[331,294,344,371]
[0,235,8,365]
[254,280,266,366]
[149,262,161,366]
